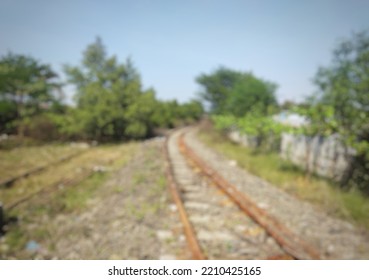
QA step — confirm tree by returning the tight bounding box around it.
[226,73,277,116]
[0,53,60,135]
[196,67,277,116]
[180,99,204,122]
[0,100,17,133]
[196,67,243,113]
[64,37,158,140]
[312,30,369,192]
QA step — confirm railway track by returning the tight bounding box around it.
[165,128,321,260]
[3,153,122,212]
[0,150,124,235]
[0,149,88,188]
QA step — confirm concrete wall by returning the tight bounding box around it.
[228,130,258,148]
[227,130,353,180]
[280,133,354,180]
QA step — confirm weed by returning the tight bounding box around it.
[2,226,27,254]
[133,173,147,185]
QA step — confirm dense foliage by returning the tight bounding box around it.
[308,31,369,192]
[210,31,369,193]
[197,67,279,150]
[0,38,203,142]
[196,67,277,116]
[212,114,285,151]
[0,53,61,135]
[63,38,159,140]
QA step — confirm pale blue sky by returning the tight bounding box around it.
[1,0,368,104]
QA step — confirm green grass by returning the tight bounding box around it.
[61,172,106,212]
[198,125,369,229]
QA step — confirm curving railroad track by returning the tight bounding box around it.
[165,128,322,260]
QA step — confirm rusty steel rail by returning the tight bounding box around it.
[0,153,125,236]
[6,169,96,211]
[5,154,121,211]
[163,136,206,260]
[178,132,321,260]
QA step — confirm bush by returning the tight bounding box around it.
[22,115,61,142]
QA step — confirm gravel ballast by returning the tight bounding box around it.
[185,128,369,259]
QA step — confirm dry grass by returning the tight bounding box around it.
[0,145,84,181]
[198,125,369,229]
[1,143,137,208]
[1,143,138,257]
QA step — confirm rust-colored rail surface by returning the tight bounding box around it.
[6,169,95,211]
[4,153,121,211]
[178,132,321,260]
[163,137,206,260]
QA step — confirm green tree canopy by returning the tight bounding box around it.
[64,37,157,140]
[196,67,244,113]
[0,53,60,134]
[196,67,277,116]
[226,74,277,116]
[64,38,205,141]
[313,31,369,145]
[311,30,369,191]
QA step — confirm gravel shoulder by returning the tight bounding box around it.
[186,127,369,259]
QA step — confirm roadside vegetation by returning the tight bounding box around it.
[0,37,203,144]
[196,31,369,194]
[195,31,369,228]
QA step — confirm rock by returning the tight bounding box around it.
[266,237,276,246]
[178,234,186,243]
[109,254,123,260]
[235,225,247,232]
[228,160,237,167]
[0,134,9,141]
[159,254,176,260]
[326,244,335,256]
[184,201,210,210]
[257,202,269,209]
[169,204,177,212]
[156,230,173,240]
[190,215,211,224]
[198,230,234,241]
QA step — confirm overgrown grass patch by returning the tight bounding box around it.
[60,172,106,212]
[0,144,84,181]
[0,143,138,257]
[198,126,369,229]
